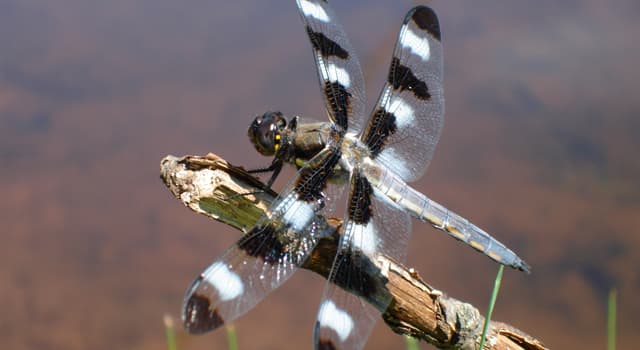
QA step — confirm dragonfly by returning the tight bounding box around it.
[182,1,529,349]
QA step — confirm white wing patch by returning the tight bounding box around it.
[386,97,415,129]
[319,61,351,88]
[378,147,412,181]
[298,0,330,22]
[400,25,431,61]
[317,300,354,342]
[203,262,244,302]
[281,199,315,231]
[347,222,378,256]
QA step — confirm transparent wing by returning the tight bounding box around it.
[313,168,412,349]
[182,147,345,333]
[361,6,444,182]
[295,0,367,134]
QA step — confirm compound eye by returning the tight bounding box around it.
[248,112,286,156]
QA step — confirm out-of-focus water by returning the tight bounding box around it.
[1,0,638,349]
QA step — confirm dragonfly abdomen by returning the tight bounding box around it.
[366,163,530,272]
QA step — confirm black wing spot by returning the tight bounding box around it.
[294,148,342,202]
[363,108,397,157]
[237,224,287,265]
[331,250,388,302]
[306,26,349,59]
[389,57,431,100]
[348,171,374,225]
[324,81,351,131]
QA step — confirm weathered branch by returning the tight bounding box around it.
[160,153,547,350]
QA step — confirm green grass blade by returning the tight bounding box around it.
[226,324,238,350]
[404,334,420,350]
[479,264,504,349]
[608,288,617,350]
[163,314,178,350]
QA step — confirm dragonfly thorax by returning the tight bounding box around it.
[340,133,372,173]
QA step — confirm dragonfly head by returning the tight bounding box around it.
[248,111,288,156]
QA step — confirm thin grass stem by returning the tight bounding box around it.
[404,334,420,350]
[226,324,238,350]
[479,264,504,349]
[163,314,178,350]
[608,288,617,350]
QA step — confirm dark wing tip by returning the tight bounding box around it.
[516,259,532,274]
[317,337,338,350]
[182,293,225,334]
[405,6,441,41]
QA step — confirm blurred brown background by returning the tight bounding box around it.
[1,0,638,349]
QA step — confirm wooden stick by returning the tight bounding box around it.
[160,153,547,350]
